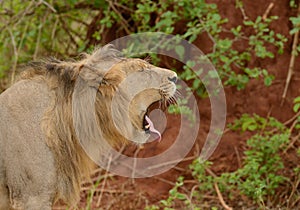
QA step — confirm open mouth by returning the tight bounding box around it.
[140,87,177,142]
[143,109,162,142]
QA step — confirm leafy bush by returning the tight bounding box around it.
[0,0,287,93]
[225,115,290,201]
[225,115,291,206]
[146,114,292,209]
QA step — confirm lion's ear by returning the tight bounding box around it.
[79,65,104,88]
[102,67,125,86]
[80,44,123,87]
[85,44,122,71]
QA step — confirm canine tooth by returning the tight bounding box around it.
[144,124,150,129]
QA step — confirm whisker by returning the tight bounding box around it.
[159,100,162,110]
[174,96,178,104]
[172,96,178,105]
[167,96,177,106]
[159,84,180,109]
[175,90,182,99]
[164,97,167,109]
[167,96,174,104]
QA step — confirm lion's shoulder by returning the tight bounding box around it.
[0,79,52,119]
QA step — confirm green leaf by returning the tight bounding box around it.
[293,103,300,113]
[247,124,258,131]
[242,118,257,131]
[294,97,300,113]
[244,20,254,26]
[264,75,274,86]
[169,188,176,196]
[290,16,300,25]
[290,27,300,35]
[186,60,196,68]
[93,0,108,9]
[175,193,186,200]
[160,200,169,206]
[175,45,185,60]
[208,70,220,78]
[294,96,300,103]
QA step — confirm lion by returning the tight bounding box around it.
[0,44,177,210]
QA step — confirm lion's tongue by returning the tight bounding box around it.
[145,115,161,142]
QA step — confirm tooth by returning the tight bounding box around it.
[145,124,150,129]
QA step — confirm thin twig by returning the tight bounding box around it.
[8,29,18,84]
[153,176,177,186]
[147,155,197,170]
[33,16,45,60]
[107,0,131,34]
[289,117,300,133]
[96,154,112,207]
[281,4,300,105]
[189,185,199,209]
[262,2,274,21]
[52,206,68,210]
[291,192,300,208]
[51,16,59,49]
[234,146,242,168]
[109,144,126,163]
[61,13,89,26]
[284,111,300,126]
[268,111,300,134]
[214,182,233,210]
[199,19,217,53]
[205,168,233,209]
[94,189,135,194]
[131,146,143,184]
[113,2,135,13]
[39,0,57,13]
[205,167,217,178]
[17,22,29,53]
[0,0,36,32]
[81,173,114,187]
[236,1,248,20]
[59,16,79,48]
[284,133,300,153]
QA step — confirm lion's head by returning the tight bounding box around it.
[71,45,177,148]
[99,58,177,143]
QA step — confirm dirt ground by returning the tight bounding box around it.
[58,0,300,209]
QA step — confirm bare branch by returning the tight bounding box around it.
[281,4,300,105]
[214,182,233,210]
[61,14,89,27]
[107,0,132,34]
[33,16,46,60]
[96,154,113,207]
[262,2,274,21]
[7,28,18,84]
[58,16,79,49]
[39,0,57,13]
[0,0,37,33]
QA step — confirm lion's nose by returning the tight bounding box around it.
[168,76,177,84]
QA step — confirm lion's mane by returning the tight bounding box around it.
[20,45,128,204]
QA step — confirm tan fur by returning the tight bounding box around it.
[0,45,177,209]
